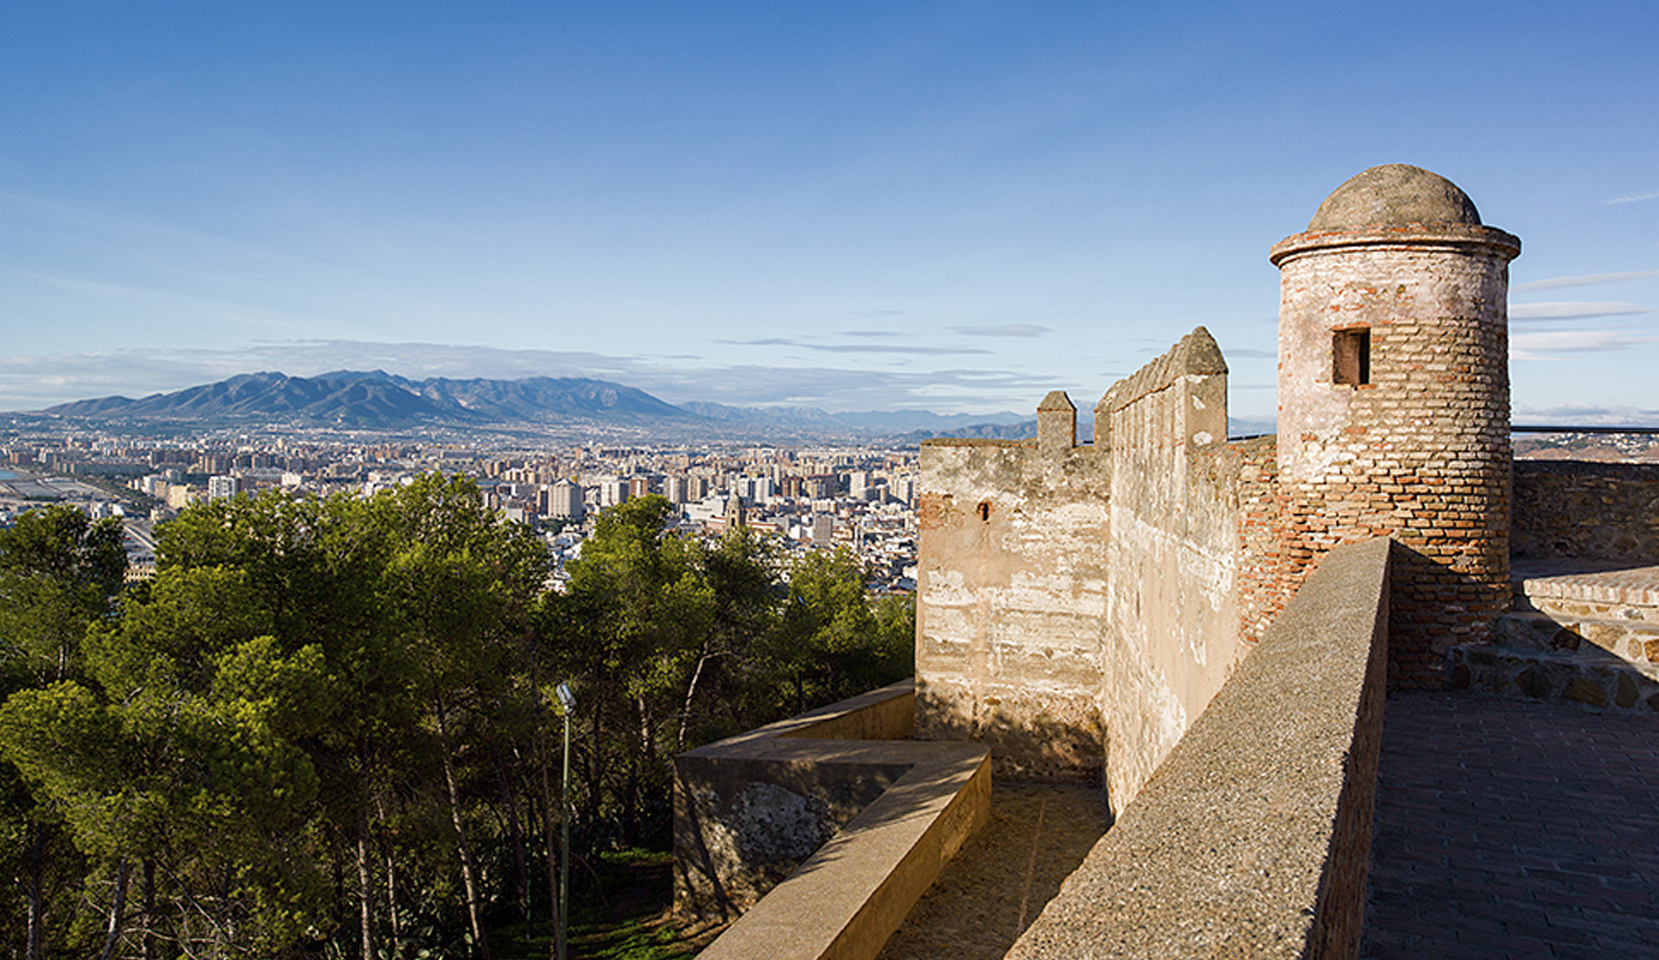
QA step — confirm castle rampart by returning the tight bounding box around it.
[1512,459,1659,564]
[914,433,1109,783]
[1093,328,1243,811]
[917,328,1253,812]
[679,165,1654,959]
[916,165,1523,805]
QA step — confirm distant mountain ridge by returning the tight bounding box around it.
[41,371,693,429]
[35,370,1032,439]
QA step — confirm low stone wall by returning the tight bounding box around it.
[675,681,992,960]
[1513,459,1659,564]
[674,682,918,921]
[1005,537,1392,960]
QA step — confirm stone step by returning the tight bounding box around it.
[1446,644,1659,713]
[1512,592,1659,626]
[1493,611,1659,668]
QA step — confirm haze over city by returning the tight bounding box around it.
[3,2,1657,425]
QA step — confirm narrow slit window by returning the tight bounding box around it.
[1333,328,1370,386]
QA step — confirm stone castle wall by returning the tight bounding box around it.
[916,329,1257,810]
[915,165,1531,799]
[914,436,1109,783]
[1234,435,1295,646]
[1512,459,1659,564]
[1094,329,1246,812]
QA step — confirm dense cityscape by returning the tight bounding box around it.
[0,423,924,595]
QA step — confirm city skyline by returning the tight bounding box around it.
[3,2,1657,424]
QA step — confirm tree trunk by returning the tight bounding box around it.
[676,647,715,753]
[493,753,531,920]
[356,815,377,960]
[98,858,130,960]
[141,859,156,960]
[436,701,491,960]
[381,835,402,958]
[24,825,45,960]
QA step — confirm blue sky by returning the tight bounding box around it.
[2,1,1656,424]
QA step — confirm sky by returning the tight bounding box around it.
[2,1,1657,425]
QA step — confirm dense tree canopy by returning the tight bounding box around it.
[0,486,913,958]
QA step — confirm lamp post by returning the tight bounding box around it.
[555,681,576,960]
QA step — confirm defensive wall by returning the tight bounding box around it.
[676,681,991,960]
[915,164,1523,810]
[1512,459,1659,564]
[676,165,1659,958]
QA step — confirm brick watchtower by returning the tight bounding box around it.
[1269,164,1521,686]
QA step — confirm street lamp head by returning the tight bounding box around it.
[556,681,576,712]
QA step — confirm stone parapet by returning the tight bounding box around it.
[1004,537,1392,960]
[676,682,992,960]
[1512,459,1659,564]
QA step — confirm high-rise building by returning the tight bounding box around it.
[547,480,585,521]
[206,475,240,501]
[599,479,629,508]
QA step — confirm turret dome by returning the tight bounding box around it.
[1307,164,1481,231]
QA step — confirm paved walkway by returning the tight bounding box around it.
[1360,689,1659,959]
[874,783,1109,960]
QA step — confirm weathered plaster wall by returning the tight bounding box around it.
[914,433,1109,782]
[1095,328,1247,814]
[1512,459,1659,563]
[914,328,1253,807]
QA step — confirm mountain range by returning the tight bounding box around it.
[32,370,1035,440]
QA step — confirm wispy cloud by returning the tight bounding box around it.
[1225,347,1276,359]
[1509,301,1649,321]
[0,341,1039,414]
[1511,329,1659,360]
[1607,190,1659,205]
[838,330,904,338]
[1513,402,1659,427]
[952,324,1051,337]
[714,337,988,355]
[1514,271,1659,291]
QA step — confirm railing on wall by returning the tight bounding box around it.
[1512,425,1659,434]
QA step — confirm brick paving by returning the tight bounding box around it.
[1360,689,1659,959]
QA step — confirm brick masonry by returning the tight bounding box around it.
[1270,222,1520,688]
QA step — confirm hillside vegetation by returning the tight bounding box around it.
[0,483,912,958]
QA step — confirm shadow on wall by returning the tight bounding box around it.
[1512,460,1659,565]
[1385,540,1509,687]
[913,685,1106,789]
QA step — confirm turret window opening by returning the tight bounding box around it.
[1333,328,1371,386]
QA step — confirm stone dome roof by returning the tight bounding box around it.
[1307,164,1482,231]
